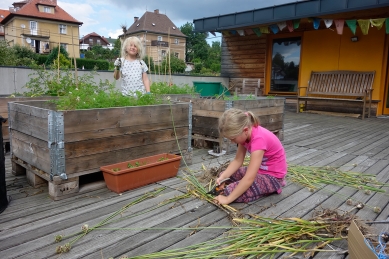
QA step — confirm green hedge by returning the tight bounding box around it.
[35,55,49,65]
[76,58,109,70]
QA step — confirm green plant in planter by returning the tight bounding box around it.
[158,157,169,161]
[150,82,196,95]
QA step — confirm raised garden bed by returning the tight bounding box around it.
[9,100,191,200]
[179,96,285,153]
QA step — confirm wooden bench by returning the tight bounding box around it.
[297,71,375,119]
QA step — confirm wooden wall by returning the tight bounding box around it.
[221,34,267,95]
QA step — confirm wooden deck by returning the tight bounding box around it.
[2,110,389,258]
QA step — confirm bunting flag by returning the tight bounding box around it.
[209,31,216,36]
[313,18,321,29]
[252,28,262,37]
[286,20,294,32]
[334,19,344,34]
[324,19,333,28]
[269,24,279,34]
[293,19,300,29]
[307,17,314,23]
[229,30,237,35]
[259,27,270,34]
[244,28,255,35]
[277,21,287,31]
[370,18,385,30]
[346,19,357,35]
[236,29,245,36]
[358,19,370,35]
[222,31,230,36]
[386,18,389,34]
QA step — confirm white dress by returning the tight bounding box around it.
[120,58,148,96]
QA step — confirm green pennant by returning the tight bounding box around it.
[386,18,389,34]
[346,19,357,35]
[293,19,300,29]
[252,28,262,37]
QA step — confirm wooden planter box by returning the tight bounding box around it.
[0,96,57,143]
[179,96,285,153]
[100,153,182,193]
[8,100,191,200]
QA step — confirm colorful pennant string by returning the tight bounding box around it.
[217,17,389,37]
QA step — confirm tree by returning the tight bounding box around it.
[180,22,209,62]
[204,41,221,73]
[45,46,70,67]
[0,41,17,66]
[161,54,186,74]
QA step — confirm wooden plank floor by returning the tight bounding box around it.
[1,110,389,258]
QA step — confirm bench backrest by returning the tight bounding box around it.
[308,71,375,96]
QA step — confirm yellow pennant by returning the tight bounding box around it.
[370,18,385,30]
[358,19,370,35]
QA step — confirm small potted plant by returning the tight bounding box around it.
[100,153,182,193]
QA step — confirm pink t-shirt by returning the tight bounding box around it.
[244,126,287,178]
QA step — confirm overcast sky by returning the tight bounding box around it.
[1,0,298,42]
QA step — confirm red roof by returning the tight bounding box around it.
[0,10,11,23]
[80,32,110,45]
[0,0,82,25]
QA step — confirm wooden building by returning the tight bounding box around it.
[193,0,389,117]
[0,0,82,58]
[121,9,187,65]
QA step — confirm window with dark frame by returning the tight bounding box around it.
[270,37,301,93]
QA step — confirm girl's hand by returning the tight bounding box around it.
[214,194,230,205]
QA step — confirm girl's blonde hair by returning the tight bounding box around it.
[121,36,145,59]
[218,108,260,138]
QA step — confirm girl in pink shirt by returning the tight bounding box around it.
[214,108,287,205]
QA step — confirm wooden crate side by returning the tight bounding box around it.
[64,126,189,158]
[62,103,189,133]
[232,98,285,109]
[64,139,188,176]
[12,137,51,174]
[64,119,188,142]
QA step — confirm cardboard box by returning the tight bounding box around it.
[348,220,378,259]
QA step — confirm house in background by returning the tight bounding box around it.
[121,9,187,66]
[79,32,112,51]
[194,0,389,117]
[0,0,82,58]
[0,9,10,41]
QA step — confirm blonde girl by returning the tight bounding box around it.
[114,37,150,95]
[214,108,287,205]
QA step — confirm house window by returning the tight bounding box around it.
[97,39,101,45]
[89,38,93,44]
[157,36,162,41]
[30,21,37,35]
[270,37,301,93]
[44,6,50,13]
[161,50,166,57]
[174,52,179,58]
[59,24,66,34]
[174,38,179,44]
[30,39,35,48]
[60,43,67,51]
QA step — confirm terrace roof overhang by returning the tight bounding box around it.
[193,0,389,32]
